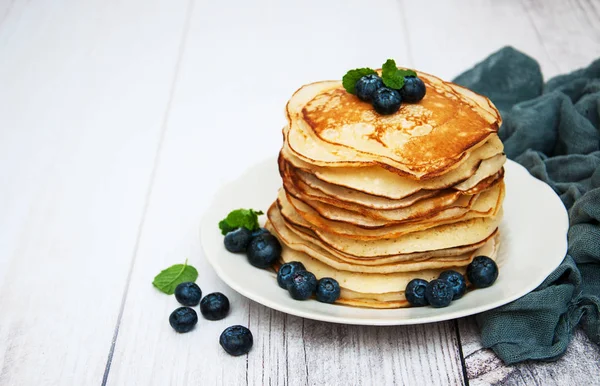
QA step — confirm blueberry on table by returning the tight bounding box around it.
[220,325,253,356]
[355,74,384,102]
[277,261,306,289]
[169,307,198,333]
[315,277,341,303]
[288,270,317,300]
[372,87,402,115]
[405,278,429,307]
[200,292,230,321]
[467,256,498,288]
[224,227,253,253]
[174,282,202,306]
[246,233,282,268]
[424,279,454,308]
[400,76,426,103]
[438,270,467,300]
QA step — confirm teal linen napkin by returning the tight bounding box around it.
[453,47,600,364]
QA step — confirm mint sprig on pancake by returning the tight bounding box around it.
[342,68,377,94]
[381,59,417,89]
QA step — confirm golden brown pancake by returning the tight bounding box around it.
[285,71,502,178]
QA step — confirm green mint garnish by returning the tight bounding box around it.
[218,208,263,235]
[152,259,198,294]
[342,68,377,94]
[381,59,417,90]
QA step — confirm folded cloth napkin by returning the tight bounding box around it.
[453,47,600,364]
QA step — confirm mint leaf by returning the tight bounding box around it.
[218,208,264,235]
[397,68,417,78]
[381,59,417,90]
[342,68,377,94]
[152,259,198,294]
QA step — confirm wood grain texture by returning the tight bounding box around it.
[104,1,465,385]
[522,0,600,75]
[0,0,599,385]
[0,0,189,384]
[459,317,600,385]
[248,305,464,386]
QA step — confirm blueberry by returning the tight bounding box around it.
[219,325,253,356]
[174,282,202,306]
[277,261,306,289]
[400,76,426,103]
[425,279,454,308]
[224,227,253,253]
[200,292,230,320]
[438,270,467,300]
[405,278,429,307]
[315,277,341,303]
[372,87,402,115]
[467,256,498,288]
[169,307,198,333]
[246,233,282,268]
[355,74,384,102]
[288,271,317,300]
[251,227,270,238]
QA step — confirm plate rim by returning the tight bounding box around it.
[200,158,569,326]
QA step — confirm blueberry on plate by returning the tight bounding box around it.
[288,271,317,300]
[315,277,341,303]
[355,74,384,102]
[424,279,454,308]
[438,270,467,300]
[220,325,253,356]
[405,278,429,307]
[246,233,282,268]
[400,76,426,103]
[277,261,306,289]
[224,227,253,253]
[251,227,270,238]
[372,87,402,115]
[200,292,230,321]
[169,307,198,333]
[467,256,498,288]
[174,282,202,306]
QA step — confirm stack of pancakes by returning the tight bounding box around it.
[265,71,506,308]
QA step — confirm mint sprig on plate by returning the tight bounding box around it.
[382,59,416,90]
[218,208,263,235]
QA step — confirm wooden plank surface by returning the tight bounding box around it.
[0,0,189,384]
[104,1,466,385]
[0,0,599,385]
[459,317,600,385]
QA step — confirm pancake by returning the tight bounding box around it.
[268,201,497,264]
[285,71,501,178]
[281,132,504,200]
[279,180,504,241]
[295,167,438,210]
[309,209,502,258]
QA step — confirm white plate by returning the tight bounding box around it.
[200,158,568,325]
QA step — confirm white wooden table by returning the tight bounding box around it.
[1,0,599,385]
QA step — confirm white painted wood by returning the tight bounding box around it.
[458,317,600,385]
[105,0,466,385]
[402,0,599,81]
[522,0,600,75]
[0,0,598,385]
[0,0,189,384]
